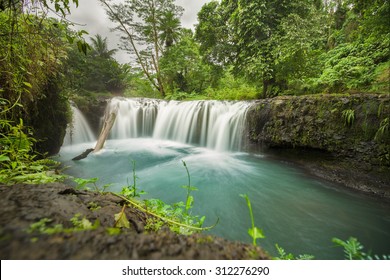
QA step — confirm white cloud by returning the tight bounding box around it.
[65,0,213,64]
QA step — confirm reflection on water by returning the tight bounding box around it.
[59,138,390,259]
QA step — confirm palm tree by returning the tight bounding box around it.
[90,34,117,59]
[158,10,182,50]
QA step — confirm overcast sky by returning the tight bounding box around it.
[66,0,213,63]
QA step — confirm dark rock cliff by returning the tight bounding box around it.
[246,93,390,197]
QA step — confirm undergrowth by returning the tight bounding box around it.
[73,160,217,235]
[27,214,100,236]
[0,99,66,185]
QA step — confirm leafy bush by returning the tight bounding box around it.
[0,115,65,184]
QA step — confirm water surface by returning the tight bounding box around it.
[59,138,390,259]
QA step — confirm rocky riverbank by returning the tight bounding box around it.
[246,93,390,198]
[0,183,269,260]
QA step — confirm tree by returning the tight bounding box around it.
[159,9,181,49]
[194,0,231,86]
[160,29,211,94]
[0,0,86,154]
[90,34,117,59]
[99,0,183,97]
[63,34,128,93]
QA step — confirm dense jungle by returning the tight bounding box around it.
[0,0,389,260]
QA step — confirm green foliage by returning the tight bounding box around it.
[68,161,211,235]
[332,237,365,260]
[120,160,146,198]
[375,117,389,141]
[123,69,159,98]
[27,218,63,235]
[370,61,390,93]
[341,109,355,127]
[191,0,390,97]
[0,117,65,184]
[113,160,212,235]
[181,160,196,215]
[114,205,131,229]
[74,177,99,191]
[333,236,389,260]
[274,244,314,260]
[70,213,98,230]
[100,0,184,97]
[73,177,111,193]
[27,214,99,235]
[141,161,206,234]
[63,35,128,94]
[161,29,212,94]
[239,194,265,246]
[204,71,258,100]
[143,198,206,234]
[87,201,101,211]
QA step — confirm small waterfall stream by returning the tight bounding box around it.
[108,98,250,151]
[63,105,96,146]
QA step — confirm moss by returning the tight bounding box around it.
[247,93,390,169]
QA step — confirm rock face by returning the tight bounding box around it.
[27,80,69,156]
[0,183,269,260]
[246,93,390,197]
[73,96,109,136]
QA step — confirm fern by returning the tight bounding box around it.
[342,109,355,127]
[375,117,389,140]
[332,237,365,260]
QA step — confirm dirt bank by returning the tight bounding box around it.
[0,183,269,260]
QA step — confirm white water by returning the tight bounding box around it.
[108,98,250,152]
[63,106,96,146]
[59,98,390,259]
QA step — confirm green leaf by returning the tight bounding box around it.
[182,185,198,191]
[114,211,130,228]
[23,82,32,88]
[248,226,265,240]
[74,177,98,188]
[185,195,194,212]
[0,155,10,162]
[80,217,93,229]
[332,237,365,260]
[106,227,121,235]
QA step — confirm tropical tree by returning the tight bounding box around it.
[63,34,128,93]
[159,9,181,49]
[90,34,117,59]
[0,0,86,154]
[99,0,183,97]
[160,29,211,94]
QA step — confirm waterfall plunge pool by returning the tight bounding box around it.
[59,98,390,259]
[58,138,390,259]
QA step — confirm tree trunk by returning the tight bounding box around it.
[94,109,117,153]
[72,148,94,161]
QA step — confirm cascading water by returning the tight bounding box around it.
[58,98,390,259]
[63,105,96,146]
[107,97,250,151]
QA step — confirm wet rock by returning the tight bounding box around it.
[246,93,390,197]
[0,183,270,260]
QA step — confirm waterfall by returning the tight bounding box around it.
[63,105,96,145]
[107,97,250,152]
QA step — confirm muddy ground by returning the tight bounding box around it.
[0,183,269,260]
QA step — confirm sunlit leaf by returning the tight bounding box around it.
[248,226,265,240]
[0,155,10,162]
[114,211,130,228]
[23,82,32,88]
